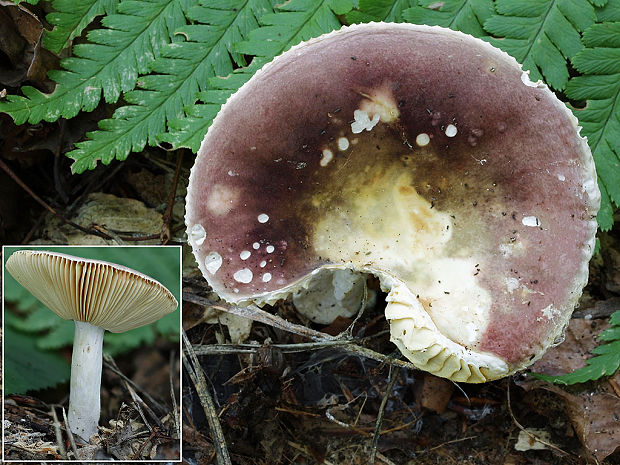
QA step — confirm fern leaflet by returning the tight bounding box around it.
[43,0,119,53]
[484,0,596,91]
[534,311,620,384]
[566,21,620,230]
[402,0,494,37]
[346,0,416,23]
[162,0,353,153]
[0,0,186,125]
[68,0,274,173]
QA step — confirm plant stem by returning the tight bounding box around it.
[67,321,105,441]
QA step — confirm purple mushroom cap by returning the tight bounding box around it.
[186,23,599,382]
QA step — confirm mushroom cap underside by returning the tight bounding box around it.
[186,23,599,381]
[6,250,178,333]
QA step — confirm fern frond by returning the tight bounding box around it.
[402,0,494,37]
[43,0,119,53]
[484,0,596,91]
[346,0,416,23]
[161,0,353,153]
[68,0,275,173]
[566,22,620,230]
[533,311,620,384]
[0,0,186,125]
[596,0,620,21]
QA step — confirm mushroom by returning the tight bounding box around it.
[5,249,178,440]
[185,23,599,383]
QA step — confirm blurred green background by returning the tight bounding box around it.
[3,245,181,395]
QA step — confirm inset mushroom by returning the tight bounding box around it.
[185,23,599,382]
[5,250,178,440]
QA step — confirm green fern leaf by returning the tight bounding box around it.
[0,0,186,125]
[566,22,620,231]
[162,0,353,153]
[484,0,596,91]
[43,0,119,53]
[68,0,275,172]
[402,0,495,37]
[346,0,416,23]
[533,311,620,384]
[596,0,620,21]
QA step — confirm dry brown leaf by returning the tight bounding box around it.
[517,315,620,461]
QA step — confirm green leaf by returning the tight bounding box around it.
[163,0,352,153]
[566,21,620,230]
[484,0,596,90]
[0,0,186,125]
[68,0,274,173]
[104,325,155,355]
[43,0,120,53]
[403,0,495,37]
[533,311,620,384]
[346,0,417,23]
[37,320,75,350]
[4,315,71,395]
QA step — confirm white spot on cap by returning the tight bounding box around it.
[337,137,350,151]
[258,213,269,223]
[253,242,260,249]
[259,260,267,268]
[190,224,206,246]
[522,216,541,227]
[416,133,430,147]
[320,149,334,167]
[205,252,222,274]
[233,268,253,283]
[262,273,272,283]
[351,109,380,134]
[445,124,457,137]
[505,277,520,293]
[557,174,566,181]
[240,250,251,260]
[227,170,238,176]
[266,245,275,253]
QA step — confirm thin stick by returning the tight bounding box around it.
[0,158,113,240]
[170,350,180,438]
[182,330,232,465]
[506,381,571,457]
[103,354,167,415]
[183,292,337,342]
[368,367,398,465]
[62,407,78,455]
[50,407,67,459]
[161,151,184,244]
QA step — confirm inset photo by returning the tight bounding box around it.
[2,246,181,462]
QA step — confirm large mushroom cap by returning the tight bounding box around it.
[6,250,178,333]
[186,23,599,382]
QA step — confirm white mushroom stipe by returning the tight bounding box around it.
[253,242,260,250]
[522,216,541,227]
[262,273,272,283]
[259,260,267,268]
[337,137,350,151]
[205,252,223,274]
[445,124,458,137]
[258,213,269,223]
[234,268,253,283]
[67,321,104,440]
[240,250,251,260]
[266,245,275,254]
[416,133,430,147]
[320,149,334,167]
[189,224,206,246]
[351,109,380,133]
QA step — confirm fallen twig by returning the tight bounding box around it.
[368,367,398,465]
[182,330,232,465]
[50,406,67,459]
